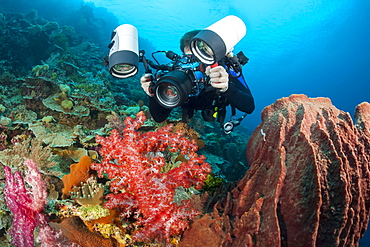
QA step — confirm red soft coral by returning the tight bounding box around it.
[91,111,211,242]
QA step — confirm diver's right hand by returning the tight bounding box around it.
[140,74,153,96]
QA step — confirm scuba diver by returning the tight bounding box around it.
[140,30,255,129]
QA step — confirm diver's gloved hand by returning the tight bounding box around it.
[206,66,229,92]
[140,74,153,96]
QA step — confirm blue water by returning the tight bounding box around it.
[84,0,370,131]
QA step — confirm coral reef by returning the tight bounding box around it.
[0,2,258,245]
[91,111,212,243]
[180,94,370,246]
[0,2,368,244]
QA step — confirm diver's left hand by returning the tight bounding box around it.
[206,66,229,92]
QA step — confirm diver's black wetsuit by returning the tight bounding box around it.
[148,72,255,123]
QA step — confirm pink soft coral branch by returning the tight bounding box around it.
[4,159,72,247]
[92,111,211,242]
[4,166,37,246]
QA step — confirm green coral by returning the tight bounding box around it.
[59,84,71,94]
[61,99,73,110]
[32,64,49,76]
[77,204,110,221]
[0,209,6,219]
[202,174,223,193]
[51,72,58,80]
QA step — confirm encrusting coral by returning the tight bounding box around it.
[42,92,90,117]
[91,111,212,243]
[28,121,77,147]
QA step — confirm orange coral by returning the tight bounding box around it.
[62,155,92,198]
[174,122,205,149]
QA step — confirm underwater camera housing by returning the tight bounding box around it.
[143,52,209,109]
[107,15,248,110]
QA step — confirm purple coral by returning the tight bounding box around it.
[3,159,68,247]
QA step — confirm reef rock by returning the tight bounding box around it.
[180,94,370,247]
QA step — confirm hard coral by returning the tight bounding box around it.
[91,111,211,243]
[70,176,105,205]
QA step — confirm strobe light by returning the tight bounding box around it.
[190,15,247,65]
[108,24,139,78]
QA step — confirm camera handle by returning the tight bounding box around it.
[139,50,152,74]
[223,113,248,134]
